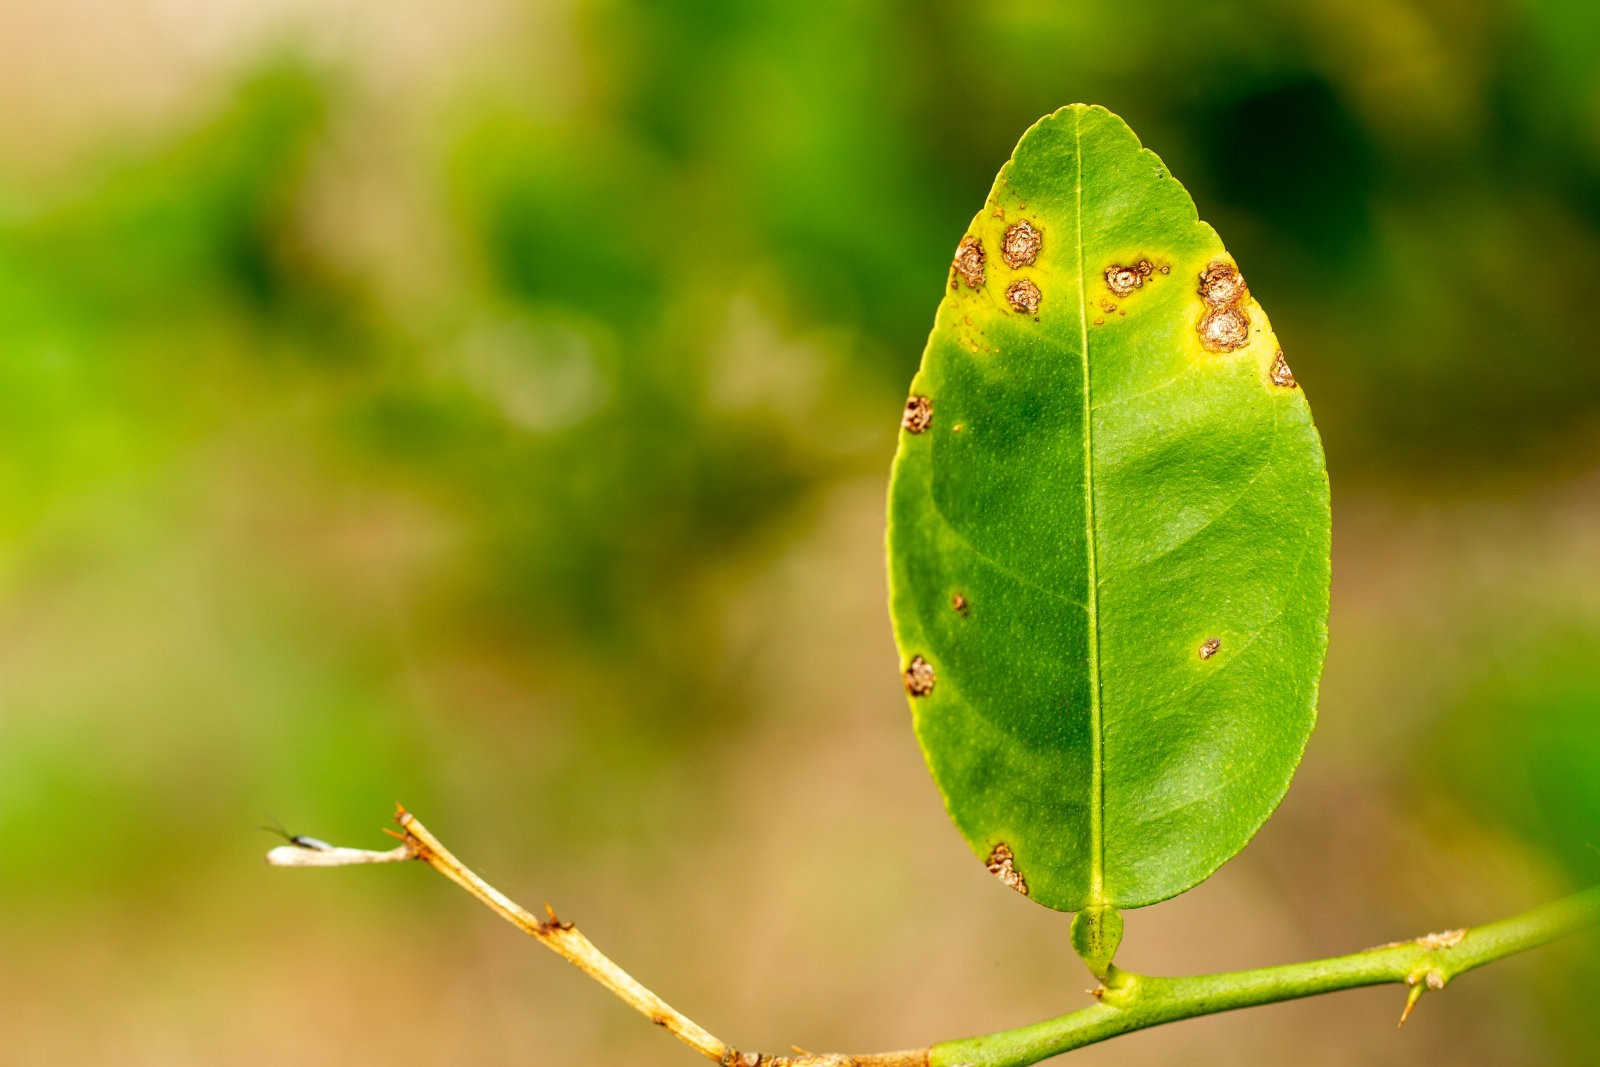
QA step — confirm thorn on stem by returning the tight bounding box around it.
[1398,981,1425,1027]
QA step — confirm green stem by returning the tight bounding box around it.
[933,886,1600,1067]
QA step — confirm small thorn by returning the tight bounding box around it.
[545,903,559,922]
[381,827,406,841]
[1398,982,1425,1027]
[393,802,409,822]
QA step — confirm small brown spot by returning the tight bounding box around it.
[1198,260,1247,309]
[1092,317,1105,326]
[1099,299,1117,313]
[1001,220,1042,268]
[1199,307,1250,351]
[1270,349,1297,388]
[904,655,935,696]
[651,1013,669,1028]
[901,394,933,434]
[951,593,969,616]
[1104,265,1144,296]
[1199,637,1221,660]
[986,843,1029,896]
[1005,278,1041,315]
[1157,264,1171,274]
[1135,258,1154,276]
[952,235,986,290]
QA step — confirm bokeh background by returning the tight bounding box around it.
[3,2,1598,1064]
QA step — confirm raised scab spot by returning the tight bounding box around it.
[1005,278,1041,315]
[1001,220,1042,269]
[951,593,969,616]
[1199,307,1250,352]
[901,394,933,434]
[1104,259,1154,297]
[952,235,986,290]
[1199,637,1221,660]
[986,842,1029,896]
[1270,349,1297,388]
[1198,260,1247,309]
[904,655,935,696]
[1415,928,1467,950]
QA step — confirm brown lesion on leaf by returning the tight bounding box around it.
[1104,258,1156,297]
[901,394,933,434]
[1198,260,1248,309]
[1000,220,1042,268]
[1195,259,1255,352]
[1199,637,1221,660]
[903,655,935,696]
[1005,278,1041,315]
[986,842,1028,896]
[1199,306,1250,351]
[951,593,969,616]
[1270,349,1297,388]
[951,235,987,290]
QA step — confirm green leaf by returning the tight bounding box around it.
[886,105,1330,913]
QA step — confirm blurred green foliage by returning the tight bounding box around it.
[2,2,1597,1063]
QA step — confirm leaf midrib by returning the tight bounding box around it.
[1074,107,1107,907]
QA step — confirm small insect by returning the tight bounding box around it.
[261,817,334,852]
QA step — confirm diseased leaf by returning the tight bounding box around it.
[887,105,1330,912]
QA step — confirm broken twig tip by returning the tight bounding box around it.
[265,842,414,867]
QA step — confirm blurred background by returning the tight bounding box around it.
[2,1,1598,1064]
